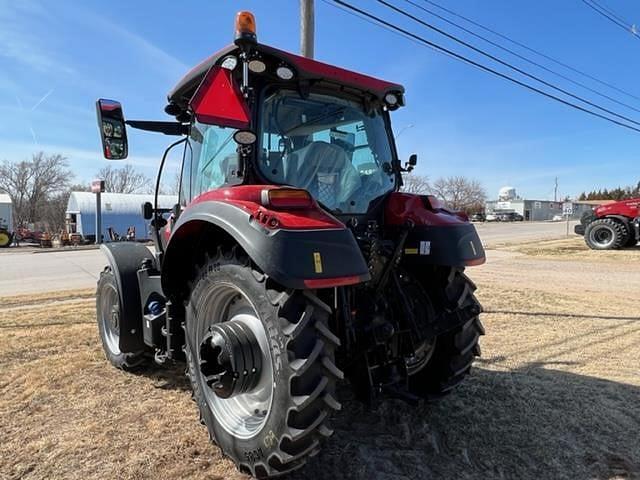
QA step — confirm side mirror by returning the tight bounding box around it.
[96,99,128,160]
[405,154,418,172]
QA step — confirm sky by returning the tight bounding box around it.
[1,0,639,200]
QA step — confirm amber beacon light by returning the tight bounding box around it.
[235,11,257,44]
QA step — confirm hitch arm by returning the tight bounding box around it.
[374,226,411,298]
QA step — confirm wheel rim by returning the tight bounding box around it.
[197,282,274,439]
[99,282,121,354]
[590,226,614,248]
[406,338,436,376]
[399,274,437,376]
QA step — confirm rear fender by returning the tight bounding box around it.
[161,199,370,299]
[100,243,156,353]
[385,192,485,267]
[600,215,631,227]
[401,224,486,267]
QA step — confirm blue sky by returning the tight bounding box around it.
[1,0,639,200]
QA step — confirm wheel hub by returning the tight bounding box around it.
[199,320,263,399]
[591,227,613,246]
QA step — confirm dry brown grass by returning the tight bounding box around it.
[1,248,639,480]
[508,236,640,262]
[0,289,94,309]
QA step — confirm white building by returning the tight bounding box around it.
[485,187,592,221]
[66,192,177,241]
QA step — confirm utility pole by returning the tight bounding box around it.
[554,177,558,203]
[300,0,315,58]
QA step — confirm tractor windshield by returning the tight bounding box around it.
[259,90,397,213]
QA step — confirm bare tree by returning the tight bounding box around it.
[401,174,431,194]
[40,183,90,232]
[431,176,487,213]
[0,152,73,227]
[97,164,152,194]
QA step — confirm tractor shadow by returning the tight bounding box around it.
[132,362,192,392]
[294,366,640,480]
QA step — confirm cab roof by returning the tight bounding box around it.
[167,43,404,109]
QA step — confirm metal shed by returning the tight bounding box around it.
[66,192,177,241]
[0,193,13,231]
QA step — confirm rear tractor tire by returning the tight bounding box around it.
[96,267,148,370]
[408,268,484,400]
[624,229,638,247]
[584,218,626,250]
[184,247,342,478]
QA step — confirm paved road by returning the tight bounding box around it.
[0,249,107,296]
[0,221,579,296]
[475,220,578,247]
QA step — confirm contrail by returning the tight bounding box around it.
[31,89,54,111]
[29,126,38,146]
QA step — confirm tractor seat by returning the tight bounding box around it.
[285,141,361,207]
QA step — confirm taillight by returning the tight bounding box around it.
[262,188,313,209]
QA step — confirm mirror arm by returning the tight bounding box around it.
[126,120,188,136]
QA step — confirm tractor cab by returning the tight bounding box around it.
[163,13,407,216]
[97,12,407,217]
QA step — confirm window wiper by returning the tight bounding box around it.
[285,107,346,135]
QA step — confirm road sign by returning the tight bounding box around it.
[562,202,573,216]
[91,179,105,193]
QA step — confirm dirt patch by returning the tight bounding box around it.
[1,250,640,479]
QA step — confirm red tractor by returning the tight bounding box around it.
[95,12,485,478]
[575,198,640,249]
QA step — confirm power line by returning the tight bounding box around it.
[326,0,640,134]
[581,0,640,40]
[377,0,640,127]
[590,0,633,26]
[318,0,462,62]
[419,0,640,101]
[400,0,640,115]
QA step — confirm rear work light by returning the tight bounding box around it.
[262,188,313,209]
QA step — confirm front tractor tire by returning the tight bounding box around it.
[0,230,12,248]
[96,267,147,370]
[584,218,626,250]
[408,268,484,400]
[184,248,342,479]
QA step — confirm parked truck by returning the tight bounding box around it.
[575,198,640,249]
[93,12,485,478]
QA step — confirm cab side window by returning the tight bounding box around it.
[179,141,192,206]
[189,122,240,198]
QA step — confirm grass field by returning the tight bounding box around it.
[1,238,639,480]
